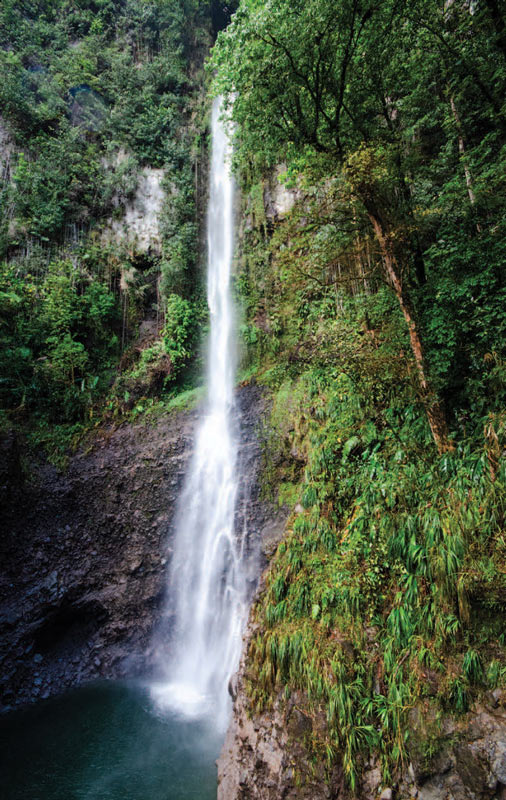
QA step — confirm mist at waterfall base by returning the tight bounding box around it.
[0,99,246,798]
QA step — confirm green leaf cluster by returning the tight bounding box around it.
[0,259,119,421]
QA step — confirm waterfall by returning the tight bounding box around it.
[152,97,246,731]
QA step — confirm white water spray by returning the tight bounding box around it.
[152,98,247,730]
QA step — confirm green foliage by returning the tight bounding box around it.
[0,0,213,443]
[160,163,199,298]
[163,293,203,381]
[230,76,506,783]
[462,649,483,685]
[0,260,120,422]
[213,0,506,435]
[0,0,211,257]
[248,357,506,786]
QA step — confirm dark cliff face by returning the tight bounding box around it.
[0,383,271,712]
[0,408,193,711]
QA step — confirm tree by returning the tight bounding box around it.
[213,0,505,451]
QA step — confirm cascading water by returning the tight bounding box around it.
[152,97,247,731]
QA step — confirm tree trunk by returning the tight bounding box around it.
[368,213,453,454]
[449,95,481,232]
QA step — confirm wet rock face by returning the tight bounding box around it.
[218,623,346,800]
[263,165,298,223]
[102,162,166,254]
[112,167,165,253]
[219,625,506,800]
[0,410,192,711]
[0,383,270,712]
[409,705,506,800]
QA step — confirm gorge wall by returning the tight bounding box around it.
[1,4,505,799]
[214,157,506,800]
[0,383,275,712]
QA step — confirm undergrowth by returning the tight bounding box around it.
[236,181,506,790]
[248,366,506,789]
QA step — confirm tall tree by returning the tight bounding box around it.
[213,0,449,450]
[213,0,506,451]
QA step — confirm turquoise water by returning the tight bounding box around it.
[0,682,220,800]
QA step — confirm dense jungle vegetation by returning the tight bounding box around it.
[1,0,505,792]
[0,0,226,457]
[212,0,506,789]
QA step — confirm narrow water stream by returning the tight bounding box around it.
[0,98,247,798]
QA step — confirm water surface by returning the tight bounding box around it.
[0,682,220,800]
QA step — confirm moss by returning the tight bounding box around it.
[165,386,205,412]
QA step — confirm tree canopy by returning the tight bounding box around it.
[212,0,506,450]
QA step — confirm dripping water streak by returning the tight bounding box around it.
[152,97,245,731]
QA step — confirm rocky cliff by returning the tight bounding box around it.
[219,614,506,800]
[0,383,272,712]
